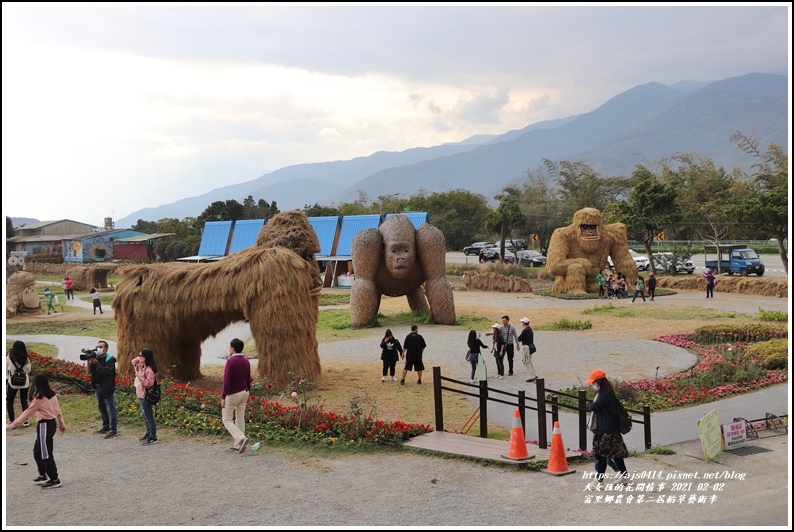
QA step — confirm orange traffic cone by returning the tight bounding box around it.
[541,421,576,476]
[501,409,535,461]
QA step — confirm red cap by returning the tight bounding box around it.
[586,369,606,385]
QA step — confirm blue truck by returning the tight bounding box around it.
[704,245,765,277]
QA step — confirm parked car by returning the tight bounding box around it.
[516,249,547,267]
[652,252,696,274]
[463,242,494,256]
[510,239,528,251]
[479,247,516,264]
[629,249,650,271]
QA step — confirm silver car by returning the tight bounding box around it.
[516,249,547,267]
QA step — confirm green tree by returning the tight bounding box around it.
[303,203,341,216]
[132,219,158,233]
[484,186,527,261]
[518,165,566,251]
[730,133,789,272]
[544,159,629,214]
[603,165,680,272]
[409,189,491,251]
[6,216,15,238]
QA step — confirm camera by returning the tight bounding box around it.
[80,348,98,361]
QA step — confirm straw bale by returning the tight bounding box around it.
[113,210,322,386]
[461,271,533,293]
[6,271,40,318]
[64,264,117,291]
[655,275,787,298]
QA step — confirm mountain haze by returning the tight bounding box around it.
[116,72,788,228]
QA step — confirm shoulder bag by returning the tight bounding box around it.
[145,379,161,405]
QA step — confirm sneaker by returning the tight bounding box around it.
[23,421,30,427]
[508,372,514,376]
[143,438,159,445]
[612,473,630,485]
[33,475,48,483]
[417,379,422,385]
[41,479,62,489]
[588,478,603,490]
[400,379,405,385]
[496,375,503,380]
[237,437,249,454]
[139,434,150,441]
[104,430,117,439]
[381,376,386,382]
[391,377,398,382]
[229,446,239,452]
[95,427,109,434]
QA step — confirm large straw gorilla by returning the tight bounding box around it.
[546,207,637,294]
[112,210,322,386]
[349,214,455,328]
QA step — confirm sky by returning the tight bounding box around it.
[2,3,790,228]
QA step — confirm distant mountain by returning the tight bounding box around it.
[116,72,788,228]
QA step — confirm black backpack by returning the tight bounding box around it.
[616,399,632,434]
[10,360,27,387]
[145,380,161,405]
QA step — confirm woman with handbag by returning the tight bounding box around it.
[465,330,488,384]
[132,348,158,445]
[585,369,630,489]
[6,340,32,427]
[517,317,539,382]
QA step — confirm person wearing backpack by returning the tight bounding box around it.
[132,348,159,445]
[585,369,630,489]
[631,275,646,303]
[6,340,32,428]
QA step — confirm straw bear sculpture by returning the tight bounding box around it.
[112,209,323,386]
[545,207,637,294]
[350,214,455,328]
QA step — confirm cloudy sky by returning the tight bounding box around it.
[2,3,789,227]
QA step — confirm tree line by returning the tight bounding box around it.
[25,133,780,270]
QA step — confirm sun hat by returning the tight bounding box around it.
[492,323,500,329]
[586,369,606,385]
[520,317,530,324]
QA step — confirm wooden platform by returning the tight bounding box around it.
[403,430,582,468]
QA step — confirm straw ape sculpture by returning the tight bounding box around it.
[350,214,455,328]
[545,207,637,294]
[113,210,323,386]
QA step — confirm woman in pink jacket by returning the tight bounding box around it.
[7,374,67,489]
[132,348,158,445]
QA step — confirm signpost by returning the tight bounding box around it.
[697,409,723,462]
[722,421,747,450]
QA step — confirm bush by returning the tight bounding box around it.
[758,308,787,322]
[548,318,592,331]
[691,324,787,344]
[747,339,788,370]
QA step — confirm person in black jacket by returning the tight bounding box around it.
[466,330,488,384]
[647,271,657,301]
[379,329,402,382]
[585,369,630,489]
[88,340,117,438]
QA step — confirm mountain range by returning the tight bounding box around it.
[111,72,787,228]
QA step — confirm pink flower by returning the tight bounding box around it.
[291,392,298,398]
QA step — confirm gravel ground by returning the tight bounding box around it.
[4,426,788,527]
[5,289,790,527]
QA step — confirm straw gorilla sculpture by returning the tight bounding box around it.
[545,207,637,294]
[350,214,455,328]
[113,210,322,386]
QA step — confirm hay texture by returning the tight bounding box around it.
[112,210,322,386]
[64,265,117,291]
[546,207,638,294]
[461,271,533,293]
[655,275,788,298]
[6,271,40,318]
[350,214,455,328]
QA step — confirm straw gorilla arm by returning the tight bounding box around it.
[546,208,637,293]
[350,215,455,328]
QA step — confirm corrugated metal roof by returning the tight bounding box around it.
[113,233,174,243]
[385,212,429,229]
[335,214,382,256]
[228,219,266,254]
[308,216,340,257]
[197,221,232,256]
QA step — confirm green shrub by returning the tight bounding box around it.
[691,324,787,344]
[646,445,676,455]
[758,308,788,322]
[747,339,788,370]
[547,318,592,331]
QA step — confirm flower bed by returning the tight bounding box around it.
[28,352,432,447]
[551,327,788,412]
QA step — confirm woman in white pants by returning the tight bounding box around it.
[517,317,538,382]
